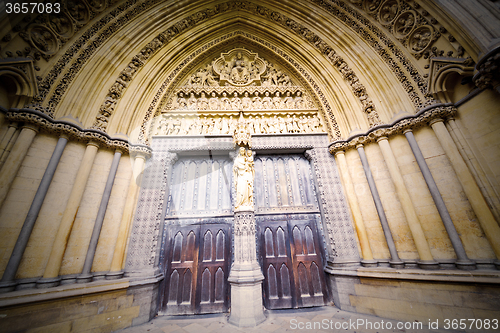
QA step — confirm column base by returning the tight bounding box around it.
[36,277,61,288]
[455,260,476,270]
[228,280,266,327]
[389,260,405,269]
[326,258,361,269]
[0,280,17,293]
[360,259,378,267]
[106,271,125,280]
[417,260,440,270]
[76,273,93,283]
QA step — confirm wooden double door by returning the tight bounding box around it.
[161,222,231,315]
[259,216,328,309]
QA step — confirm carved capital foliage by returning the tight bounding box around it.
[474,46,500,92]
[4,107,152,156]
[328,104,457,154]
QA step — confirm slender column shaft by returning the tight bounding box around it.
[377,137,436,264]
[334,151,374,262]
[447,119,500,222]
[430,119,500,258]
[0,124,38,208]
[79,150,122,282]
[40,142,99,283]
[1,136,68,285]
[0,122,18,159]
[108,154,146,275]
[404,130,475,268]
[0,112,5,130]
[356,145,403,267]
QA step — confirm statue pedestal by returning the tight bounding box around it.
[228,211,266,327]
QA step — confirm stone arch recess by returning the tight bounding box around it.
[11,0,472,140]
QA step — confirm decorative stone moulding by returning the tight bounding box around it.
[13,0,462,122]
[473,44,500,93]
[0,58,39,98]
[378,0,400,26]
[427,57,475,100]
[23,24,61,57]
[212,48,266,86]
[3,107,152,155]
[393,10,417,39]
[328,103,457,153]
[408,25,435,58]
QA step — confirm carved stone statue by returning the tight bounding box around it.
[187,92,197,110]
[197,92,208,110]
[220,92,231,110]
[230,52,249,84]
[176,92,187,109]
[295,91,304,109]
[233,147,255,210]
[209,92,219,110]
[231,92,242,110]
[284,91,294,109]
[241,92,252,110]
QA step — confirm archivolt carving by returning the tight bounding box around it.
[350,0,462,62]
[7,0,463,129]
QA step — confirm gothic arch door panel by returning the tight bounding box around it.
[160,155,232,315]
[260,217,327,309]
[161,222,231,315]
[196,223,231,314]
[289,218,328,307]
[255,154,327,309]
[162,225,199,315]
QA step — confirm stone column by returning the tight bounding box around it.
[0,124,38,208]
[334,150,376,266]
[78,149,122,283]
[38,141,99,287]
[0,122,19,161]
[228,147,265,327]
[0,135,68,292]
[356,145,404,268]
[430,119,500,261]
[377,137,438,269]
[107,153,146,279]
[404,130,475,270]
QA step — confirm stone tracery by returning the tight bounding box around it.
[153,48,326,137]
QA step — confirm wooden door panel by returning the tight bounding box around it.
[197,223,230,314]
[261,220,295,309]
[162,225,199,315]
[162,222,230,315]
[289,218,328,308]
[260,216,327,310]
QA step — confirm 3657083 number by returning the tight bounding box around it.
[5,3,61,14]
[443,319,499,330]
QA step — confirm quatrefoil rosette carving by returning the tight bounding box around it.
[212,48,266,86]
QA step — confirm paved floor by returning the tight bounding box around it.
[115,306,464,333]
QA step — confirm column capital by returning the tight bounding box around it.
[355,143,364,149]
[87,140,100,149]
[334,150,345,157]
[429,118,445,127]
[376,136,388,143]
[403,128,413,135]
[21,123,39,133]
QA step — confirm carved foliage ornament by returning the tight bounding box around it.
[31,0,432,123]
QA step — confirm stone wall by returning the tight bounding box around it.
[0,279,158,333]
[327,270,500,326]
